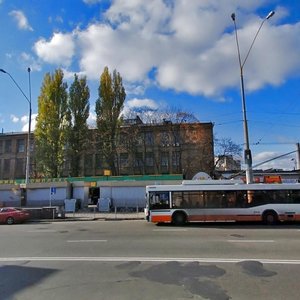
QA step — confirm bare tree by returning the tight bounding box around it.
[123,106,199,124]
[214,137,242,169]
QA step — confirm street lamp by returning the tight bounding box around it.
[231,11,275,184]
[0,68,32,185]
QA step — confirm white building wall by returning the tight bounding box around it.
[0,189,20,207]
[100,186,146,208]
[72,186,90,207]
[27,187,68,207]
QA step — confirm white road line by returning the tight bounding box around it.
[227,240,274,243]
[27,230,56,233]
[0,256,300,264]
[153,229,187,232]
[67,240,107,243]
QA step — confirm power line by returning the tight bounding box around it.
[252,150,297,169]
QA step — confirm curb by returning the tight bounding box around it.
[28,217,145,223]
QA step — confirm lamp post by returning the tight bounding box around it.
[0,68,32,185]
[231,11,275,184]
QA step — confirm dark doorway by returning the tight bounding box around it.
[20,188,27,206]
[89,187,100,205]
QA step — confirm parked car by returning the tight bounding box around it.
[0,207,30,225]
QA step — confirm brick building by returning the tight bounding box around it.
[0,120,214,181]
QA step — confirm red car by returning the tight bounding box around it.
[0,207,30,225]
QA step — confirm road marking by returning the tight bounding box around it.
[67,240,107,243]
[0,256,300,265]
[153,229,187,232]
[27,230,56,233]
[227,240,274,243]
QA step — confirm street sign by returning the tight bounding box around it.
[50,187,56,195]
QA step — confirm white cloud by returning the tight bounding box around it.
[61,68,86,80]
[34,1,300,98]
[83,0,102,4]
[253,151,296,170]
[87,112,97,128]
[126,98,159,110]
[10,115,19,123]
[20,52,42,72]
[9,10,33,31]
[21,113,37,132]
[34,32,75,66]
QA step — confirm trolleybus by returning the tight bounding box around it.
[145,180,300,225]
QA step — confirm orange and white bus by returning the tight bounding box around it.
[145,180,300,225]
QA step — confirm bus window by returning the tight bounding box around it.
[187,192,205,208]
[226,192,236,208]
[246,191,254,205]
[251,191,267,206]
[205,191,224,208]
[290,190,300,203]
[172,192,183,208]
[236,191,247,207]
[149,192,170,209]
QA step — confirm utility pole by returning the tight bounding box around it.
[231,11,275,184]
[297,143,300,170]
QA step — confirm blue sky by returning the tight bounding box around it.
[0,0,299,171]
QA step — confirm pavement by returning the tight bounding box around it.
[33,211,145,222]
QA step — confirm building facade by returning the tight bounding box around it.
[0,120,214,181]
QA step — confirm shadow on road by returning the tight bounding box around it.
[156,221,300,230]
[0,264,58,299]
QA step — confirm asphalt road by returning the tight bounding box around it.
[1,220,300,300]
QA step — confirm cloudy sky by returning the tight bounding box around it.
[0,0,299,171]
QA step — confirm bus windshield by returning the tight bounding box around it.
[149,191,170,209]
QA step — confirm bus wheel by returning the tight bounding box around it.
[172,211,187,226]
[263,211,278,225]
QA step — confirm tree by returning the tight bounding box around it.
[95,67,126,175]
[123,106,199,124]
[214,137,242,170]
[65,74,90,177]
[34,69,68,178]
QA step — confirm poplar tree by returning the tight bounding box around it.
[34,69,68,178]
[66,74,90,177]
[95,67,126,175]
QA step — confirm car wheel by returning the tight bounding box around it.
[6,217,14,225]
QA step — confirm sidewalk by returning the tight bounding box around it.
[56,211,145,222]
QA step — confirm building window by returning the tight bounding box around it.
[17,139,25,153]
[173,131,181,146]
[172,151,180,167]
[84,154,93,171]
[146,152,154,167]
[119,134,129,147]
[120,153,128,167]
[5,140,12,153]
[137,133,143,146]
[134,152,143,167]
[0,141,3,154]
[95,154,103,169]
[145,132,154,146]
[161,132,170,147]
[161,152,169,167]
[16,158,25,175]
[4,159,10,172]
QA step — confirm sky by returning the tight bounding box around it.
[0,0,299,172]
